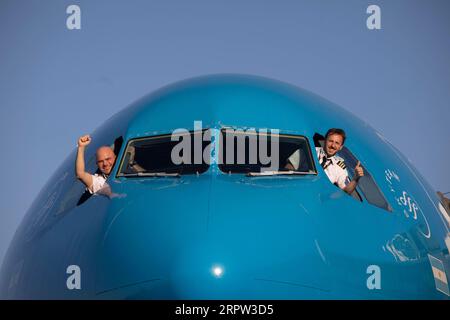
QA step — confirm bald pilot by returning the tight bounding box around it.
[76,135,116,194]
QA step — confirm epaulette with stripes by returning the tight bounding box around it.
[336,160,346,170]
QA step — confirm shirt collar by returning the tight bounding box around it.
[320,147,338,164]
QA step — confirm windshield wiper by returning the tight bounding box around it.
[246,170,315,177]
[121,172,180,177]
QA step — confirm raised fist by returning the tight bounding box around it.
[78,135,91,148]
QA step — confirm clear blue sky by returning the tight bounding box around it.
[0,0,449,266]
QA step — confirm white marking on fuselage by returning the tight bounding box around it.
[314,239,327,264]
[386,144,448,233]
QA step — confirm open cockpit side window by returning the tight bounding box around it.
[337,146,392,211]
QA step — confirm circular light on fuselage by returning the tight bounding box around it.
[212,265,224,278]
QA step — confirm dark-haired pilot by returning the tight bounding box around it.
[76,134,116,194]
[286,128,364,195]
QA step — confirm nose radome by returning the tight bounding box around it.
[96,174,329,299]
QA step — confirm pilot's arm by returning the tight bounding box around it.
[76,135,94,189]
[342,161,364,195]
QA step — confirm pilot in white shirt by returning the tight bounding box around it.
[286,128,364,194]
[315,147,349,189]
[89,173,108,194]
[287,147,349,188]
[76,134,116,195]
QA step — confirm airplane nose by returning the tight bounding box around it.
[96,174,330,299]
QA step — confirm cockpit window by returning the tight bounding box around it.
[218,128,317,175]
[117,130,210,177]
[337,146,392,212]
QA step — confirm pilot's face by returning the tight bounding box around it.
[96,147,116,175]
[324,133,344,157]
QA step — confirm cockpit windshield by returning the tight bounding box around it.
[218,128,317,175]
[117,128,317,177]
[117,130,210,177]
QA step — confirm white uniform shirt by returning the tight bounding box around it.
[88,173,107,194]
[315,147,349,189]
